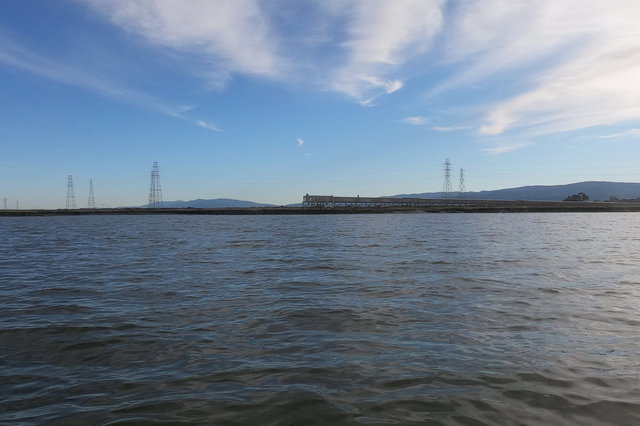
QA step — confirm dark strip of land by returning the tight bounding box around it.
[2,202,640,216]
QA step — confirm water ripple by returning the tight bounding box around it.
[1,213,639,424]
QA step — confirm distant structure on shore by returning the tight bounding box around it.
[65,175,76,209]
[3,199,19,209]
[87,179,96,209]
[443,158,453,197]
[148,162,163,208]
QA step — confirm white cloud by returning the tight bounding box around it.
[86,0,285,81]
[483,141,529,155]
[296,137,305,147]
[8,0,639,140]
[85,0,639,134]
[480,47,640,135]
[358,97,376,107]
[432,126,470,132]
[81,0,444,105]
[328,0,444,101]
[0,32,172,113]
[0,32,222,132]
[435,0,640,136]
[385,80,404,94]
[598,129,640,139]
[403,116,428,125]
[197,120,222,132]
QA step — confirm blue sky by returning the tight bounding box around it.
[2,0,640,208]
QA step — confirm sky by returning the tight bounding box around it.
[1,0,640,208]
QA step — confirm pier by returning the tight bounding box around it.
[301,194,640,212]
[304,194,534,209]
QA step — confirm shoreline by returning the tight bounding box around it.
[2,202,640,216]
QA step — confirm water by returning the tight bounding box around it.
[1,213,639,425]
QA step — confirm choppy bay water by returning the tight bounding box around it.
[1,213,639,425]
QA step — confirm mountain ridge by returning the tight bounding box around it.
[392,181,640,201]
[148,198,276,208]
[144,181,640,208]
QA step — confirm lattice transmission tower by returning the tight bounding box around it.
[442,158,453,197]
[65,175,76,209]
[459,168,465,195]
[87,179,96,209]
[148,162,163,208]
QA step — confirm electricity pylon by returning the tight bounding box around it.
[148,162,163,208]
[65,175,76,209]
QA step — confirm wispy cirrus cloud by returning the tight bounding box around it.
[5,0,640,142]
[483,141,529,155]
[598,129,640,139]
[326,0,444,101]
[479,46,640,136]
[432,125,471,132]
[85,0,444,104]
[88,0,639,137]
[87,0,285,86]
[0,31,219,131]
[196,120,222,132]
[0,31,167,111]
[435,0,640,137]
[403,116,428,125]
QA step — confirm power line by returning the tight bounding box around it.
[65,175,76,209]
[459,168,465,194]
[148,162,163,208]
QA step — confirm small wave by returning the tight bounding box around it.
[516,372,573,388]
[27,287,101,297]
[61,339,122,352]
[503,389,571,409]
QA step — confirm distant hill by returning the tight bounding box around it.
[393,181,640,202]
[139,182,640,208]
[148,198,276,208]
